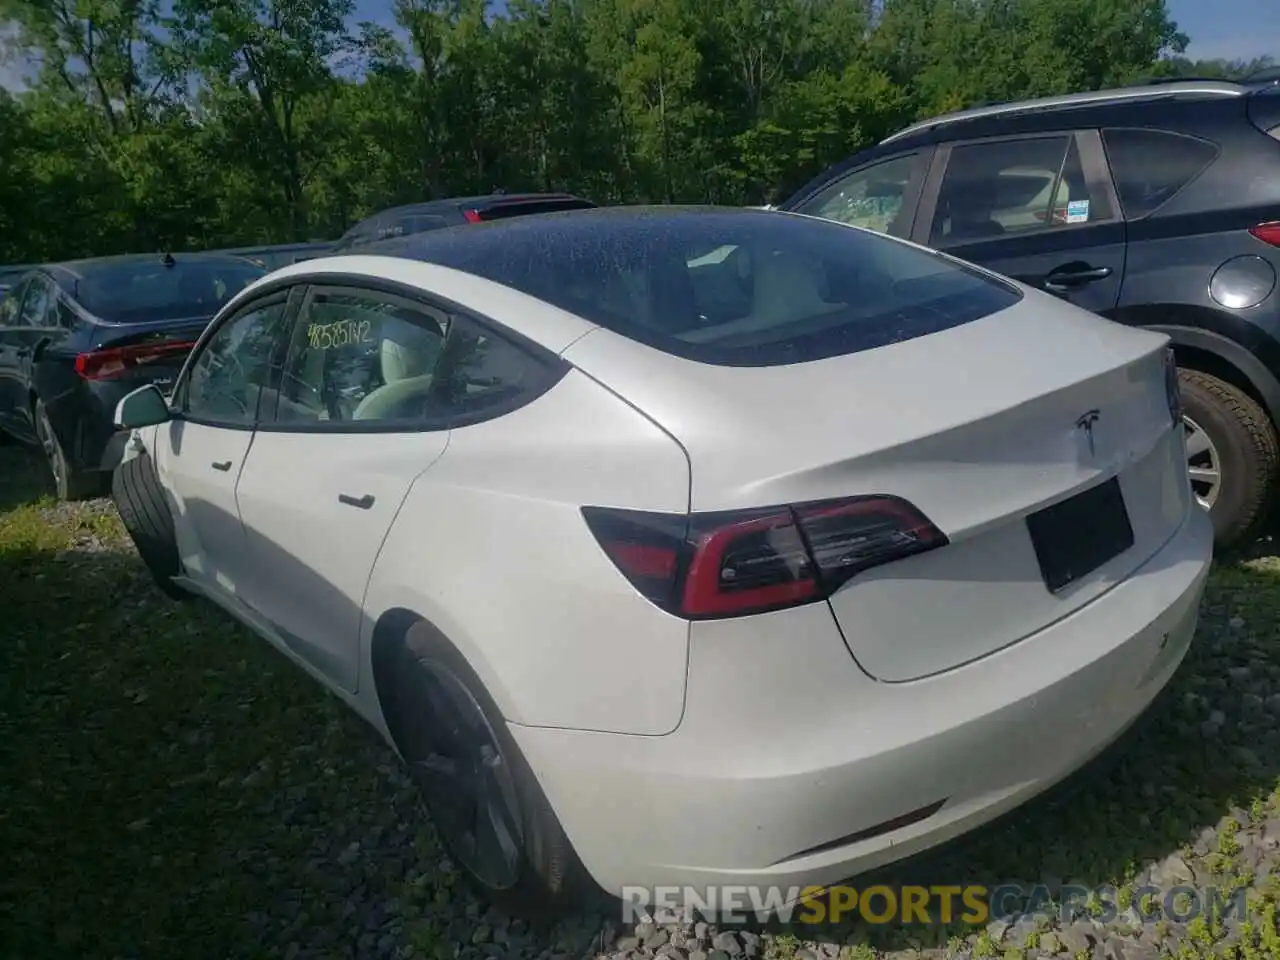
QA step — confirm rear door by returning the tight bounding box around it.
[912,130,1127,315]
[784,149,933,239]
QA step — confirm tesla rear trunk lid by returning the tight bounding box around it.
[562,294,1189,681]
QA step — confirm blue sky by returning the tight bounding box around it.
[2,0,1275,92]
[1171,0,1279,60]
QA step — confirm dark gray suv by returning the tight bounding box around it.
[783,77,1280,549]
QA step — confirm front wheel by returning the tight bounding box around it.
[386,622,592,918]
[1178,369,1279,549]
[112,449,192,601]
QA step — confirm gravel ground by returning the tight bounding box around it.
[5,442,1280,960]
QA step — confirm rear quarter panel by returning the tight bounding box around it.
[360,369,693,736]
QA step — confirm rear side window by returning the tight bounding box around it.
[929,136,1114,247]
[1101,128,1219,219]
[399,210,1022,367]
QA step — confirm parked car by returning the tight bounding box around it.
[108,206,1210,915]
[0,252,265,498]
[781,77,1280,548]
[331,193,597,252]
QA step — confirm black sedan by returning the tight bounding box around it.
[0,252,265,499]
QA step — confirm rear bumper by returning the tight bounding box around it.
[509,503,1213,897]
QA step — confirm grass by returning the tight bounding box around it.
[7,439,1280,958]
[0,447,429,959]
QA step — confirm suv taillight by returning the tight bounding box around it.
[75,339,196,380]
[1249,222,1280,247]
[582,496,948,620]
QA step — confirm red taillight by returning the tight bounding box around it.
[463,209,483,223]
[1249,222,1280,247]
[582,495,948,620]
[75,339,196,381]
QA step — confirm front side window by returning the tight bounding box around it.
[928,136,1113,247]
[793,154,919,234]
[181,297,291,426]
[267,288,547,428]
[394,209,1023,367]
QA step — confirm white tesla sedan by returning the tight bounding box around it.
[110,206,1212,916]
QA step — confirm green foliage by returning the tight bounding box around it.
[0,0,1199,262]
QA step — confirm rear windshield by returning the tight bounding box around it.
[386,208,1022,366]
[76,259,265,324]
[335,211,456,251]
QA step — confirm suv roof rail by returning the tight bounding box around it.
[880,80,1249,146]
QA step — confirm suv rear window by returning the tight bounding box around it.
[475,198,596,220]
[1101,128,1220,219]
[386,209,1022,367]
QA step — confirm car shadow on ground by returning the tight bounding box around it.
[0,440,53,511]
[4,439,1280,959]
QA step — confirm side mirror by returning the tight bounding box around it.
[113,383,173,430]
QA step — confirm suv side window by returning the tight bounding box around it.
[267,286,556,429]
[792,154,919,234]
[181,296,292,427]
[1101,128,1219,220]
[929,135,1114,247]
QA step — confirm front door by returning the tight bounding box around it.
[914,130,1126,316]
[233,285,453,692]
[154,291,294,599]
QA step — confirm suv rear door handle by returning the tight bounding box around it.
[338,493,375,509]
[211,460,233,471]
[1044,265,1113,292]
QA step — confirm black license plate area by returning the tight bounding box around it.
[1026,477,1134,593]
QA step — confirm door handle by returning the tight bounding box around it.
[15,347,29,359]
[211,460,233,472]
[1044,265,1113,292]
[338,493,375,510]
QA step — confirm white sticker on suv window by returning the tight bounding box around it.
[1066,199,1090,224]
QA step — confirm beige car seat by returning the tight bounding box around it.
[351,327,441,421]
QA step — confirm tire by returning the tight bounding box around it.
[112,449,192,601]
[34,399,103,501]
[1178,368,1280,549]
[385,621,593,919]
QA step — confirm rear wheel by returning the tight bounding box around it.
[1178,368,1279,549]
[112,449,191,601]
[385,622,591,918]
[34,399,102,501]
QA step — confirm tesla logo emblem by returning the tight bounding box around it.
[1076,409,1101,457]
